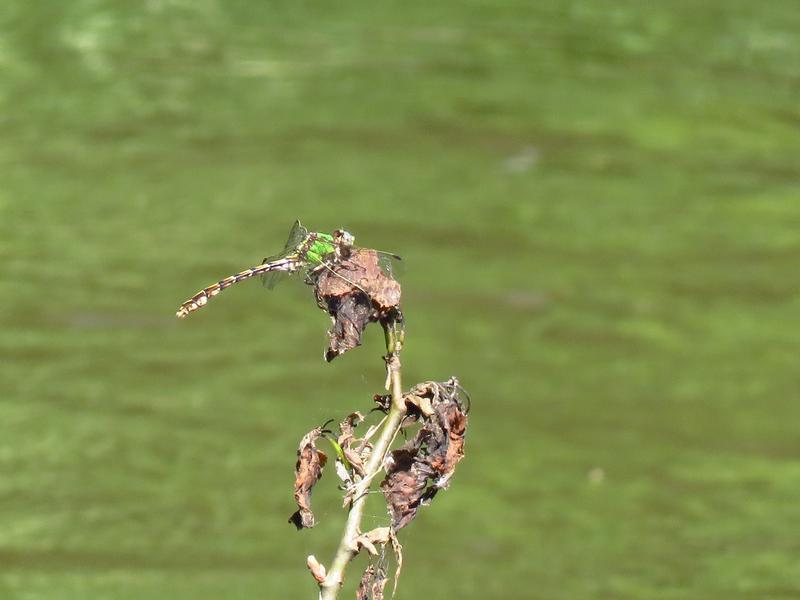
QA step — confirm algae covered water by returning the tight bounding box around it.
[2,2,799,598]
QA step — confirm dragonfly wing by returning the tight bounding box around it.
[260,220,308,289]
[376,251,404,278]
[262,270,290,290]
[280,220,308,254]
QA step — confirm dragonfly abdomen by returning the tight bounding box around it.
[176,257,299,318]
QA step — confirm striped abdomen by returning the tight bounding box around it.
[176,257,299,318]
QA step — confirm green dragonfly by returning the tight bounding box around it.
[176,220,398,319]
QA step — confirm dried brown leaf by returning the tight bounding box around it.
[336,412,368,477]
[314,249,402,361]
[356,527,391,556]
[373,393,392,412]
[338,412,364,443]
[356,564,388,600]
[288,427,328,530]
[380,449,429,530]
[356,565,375,600]
[380,379,469,529]
[371,566,388,600]
[404,393,434,418]
[430,402,467,483]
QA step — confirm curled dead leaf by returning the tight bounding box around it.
[356,564,388,600]
[355,527,391,557]
[380,449,429,530]
[289,427,328,530]
[313,249,403,361]
[336,411,369,477]
[338,412,364,442]
[380,378,469,530]
[373,393,392,412]
[356,565,375,600]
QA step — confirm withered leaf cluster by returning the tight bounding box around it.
[290,414,379,528]
[313,248,402,361]
[289,377,469,595]
[380,378,469,530]
[288,427,327,530]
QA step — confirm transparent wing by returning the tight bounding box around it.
[376,250,404,278]
[261,220,308,290]
[278,220,308,256]
[262,269,290,290]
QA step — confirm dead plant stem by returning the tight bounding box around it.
[319,357,405,599]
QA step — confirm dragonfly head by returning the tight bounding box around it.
[333,229,355,249]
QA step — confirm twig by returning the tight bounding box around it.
[319,355,406,599]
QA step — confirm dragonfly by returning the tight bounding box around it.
[176,220,399,319]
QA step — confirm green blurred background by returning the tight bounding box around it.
[2,1,799,598]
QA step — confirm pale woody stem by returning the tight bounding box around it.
[319,356,405,600]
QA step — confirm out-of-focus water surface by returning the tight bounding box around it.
[2,2,800,598]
